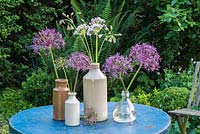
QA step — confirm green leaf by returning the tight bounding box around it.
[102,0,112,22]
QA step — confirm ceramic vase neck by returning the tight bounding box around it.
[90,63,100,70]
[68,92,77,98]
[55,79,68,87]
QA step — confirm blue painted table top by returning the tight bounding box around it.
[9,102,170,134]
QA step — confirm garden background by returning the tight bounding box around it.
[0,0,200,133]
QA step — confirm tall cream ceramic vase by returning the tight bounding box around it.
[83,63,108,121]
[53,79,69,120]
[65,92,80,126]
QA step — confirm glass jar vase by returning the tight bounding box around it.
[113,90,136,122]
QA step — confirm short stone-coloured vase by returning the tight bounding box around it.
[53,79,69,120]
[65,92,80,126]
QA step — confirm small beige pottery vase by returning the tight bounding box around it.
[65,92,80,126]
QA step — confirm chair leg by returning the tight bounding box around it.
[176,115,189,134]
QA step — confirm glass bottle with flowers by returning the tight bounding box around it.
[63,52,91,126]
[32,28,69,120]
[103,43,161,123]
[62,15,121,121]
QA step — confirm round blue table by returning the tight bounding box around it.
[9,102,170,134]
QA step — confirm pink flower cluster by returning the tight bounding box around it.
[129,43,161,72]
[33,28,65,53]
[103,53,133,78]
[103,43,161,78]
[67,52,91,71]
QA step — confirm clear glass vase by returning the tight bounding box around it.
[113,90,136,122]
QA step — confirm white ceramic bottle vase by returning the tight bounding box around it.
[65,92,80,126]
[83,63,108,121]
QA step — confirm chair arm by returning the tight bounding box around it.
[168,108,200,117]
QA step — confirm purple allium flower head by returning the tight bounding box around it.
[67,52,91,71]
[74,24,88,35]
[129,43,161,72]
[33,28,65,53]
[103,53,133,78]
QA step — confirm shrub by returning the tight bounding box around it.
[22,69,55,106]
[0,0,69,89]
[151,87,190,111]
[0,88,33,120]
[0,88,33,134]
[158,60,195,90]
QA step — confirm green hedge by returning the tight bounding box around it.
[0,0,69,90]
[151,87,190,111]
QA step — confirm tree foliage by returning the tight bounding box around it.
[0,0,69,89]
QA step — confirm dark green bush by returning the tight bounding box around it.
[158,60,195,90]
[151,87,190,111]
[0,0,69,90]
[0,88,33,134]
[0,88,33,120]
[22,69,55,106]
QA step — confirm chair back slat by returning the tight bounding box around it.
[187,62,200,108]
[193,74,200,107]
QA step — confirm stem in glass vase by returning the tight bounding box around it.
[119,73,127,91]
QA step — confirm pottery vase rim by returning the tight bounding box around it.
[68,92,77,96]
[90,63,100,69]
[55,79,68,82]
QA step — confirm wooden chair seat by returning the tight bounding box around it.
[169,108,200,117]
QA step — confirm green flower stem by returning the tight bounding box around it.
[97,38,105,62]
[81,35,93,62]
[95,34,98,63]
[89,36,94,61]
[62,66,71,92]
[119,73,127,91]
[84,35,93,61]
[126,63,143,91]
[49,47,59,79]
[73,70,79,93]
[66,19,76,28]
[80,37,90,58]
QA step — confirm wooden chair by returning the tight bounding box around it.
[168,61,200,134]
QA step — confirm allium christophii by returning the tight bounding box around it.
[129,43,161,72]
[67,52,91,71]
[33,28,65,53]
[103,53,133,78]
